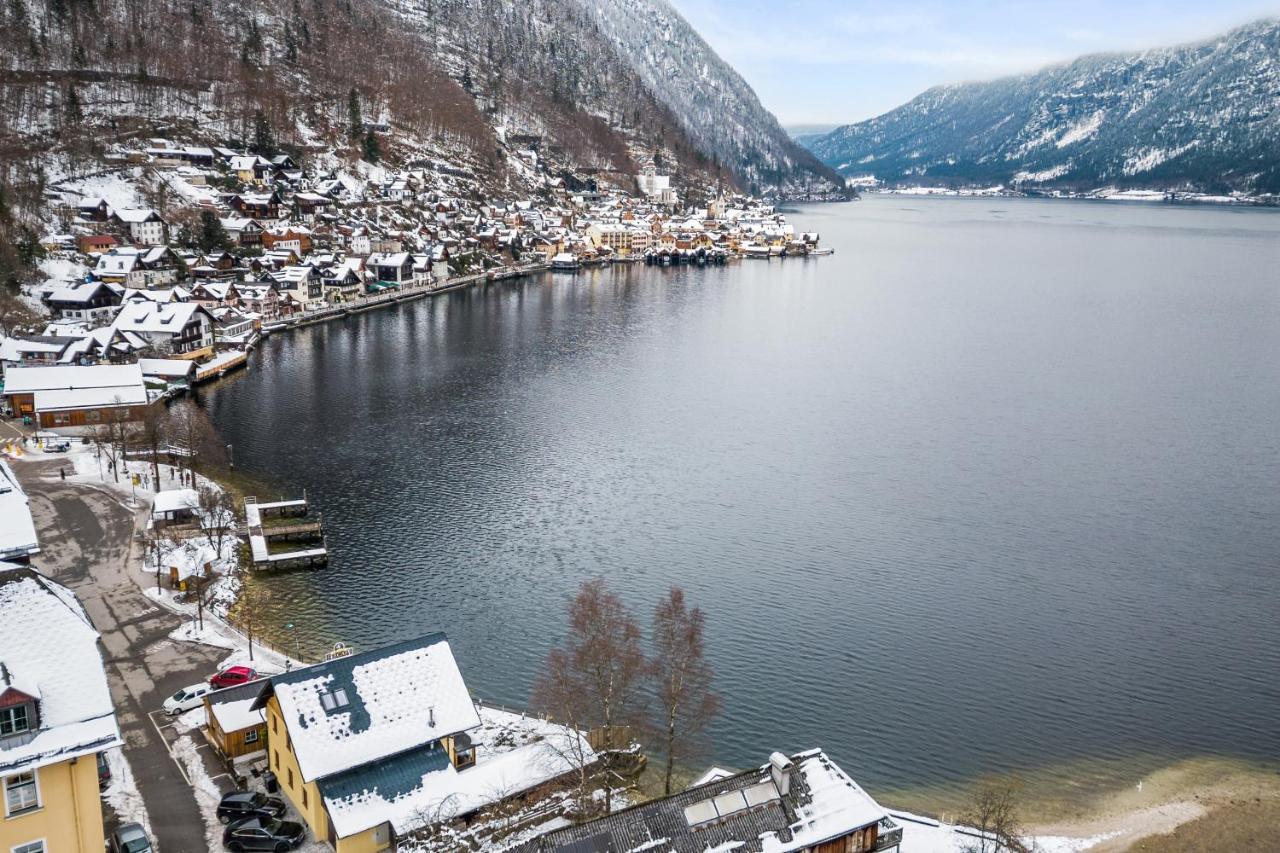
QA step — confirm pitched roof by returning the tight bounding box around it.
[0,460,39,561]
[0,563,122,775]
[257,633,480,783]
[111,301,207,335]
[2,363,145,394]
[517,751,892,853]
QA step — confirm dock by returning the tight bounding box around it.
[244,495,328,570]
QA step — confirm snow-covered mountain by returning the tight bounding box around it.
[806,18,1280,195]
[584,0,842,195]
[0,0,838,197]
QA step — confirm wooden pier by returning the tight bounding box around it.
[244,495,328,570]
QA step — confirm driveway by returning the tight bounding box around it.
[18,458,228,853]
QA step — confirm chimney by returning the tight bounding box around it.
[428,706,435,728]
[769,751,793,797]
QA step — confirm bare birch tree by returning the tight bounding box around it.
[651,586,720,795]
[962,776,1028,853]
[532,577,649,813]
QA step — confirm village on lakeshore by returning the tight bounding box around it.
[0,142,1103,853]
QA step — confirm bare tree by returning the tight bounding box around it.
[140,524,179,593]
[138,403,169,487]
[166,399,226,481]
[195,484,237,559]
[651,586,720,795]
[961,776,1028,853]
[532,578,649,812]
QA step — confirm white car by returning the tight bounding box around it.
[162,683,212,716]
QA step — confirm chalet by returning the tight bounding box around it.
[76,197,110,222]
[204,681,267,762]
[1,364,149,428]
[249,633,594,853]
[230,155,273,184]
[109,208,167,245]
[211,306,259,345]
[40,281,122,324]
[0,563,122,853]
[262,227,312,255]
[322,259,364,302]
[271,266,323,311]
[110,302,216,358]
[367,252,413,287]
[75,234,117,255]
[221,217,264,248]
[237,284,283,322]
[293,192,333,219]
[231,191,283,221]
[189,281,242,307]
[517,751,903,853]
[0,336,76,373]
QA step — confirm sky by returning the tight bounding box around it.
[667,0,1280,126]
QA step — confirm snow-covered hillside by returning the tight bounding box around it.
[805,18,1280,195]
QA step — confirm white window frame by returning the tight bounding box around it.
[3,769,41,817]
[243,729,260,744]
[0,705,31,737]
[12,840,46,853]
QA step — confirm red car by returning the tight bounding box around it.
[209,665,258,689]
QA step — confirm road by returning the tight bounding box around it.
[18,458,226,852]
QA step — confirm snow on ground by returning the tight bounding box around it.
[56,170,145,211]
[172,734,228,851]
[102,747,153,837]
[37,254,90,288]
[892,810,1122,853]
[175,706,208,735]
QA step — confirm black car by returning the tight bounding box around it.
[216,790,287,825]
[223,816,306,852]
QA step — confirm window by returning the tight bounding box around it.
[318,688,350,712]
[271,714,277,734]
[4,771,39,815]
[301,787,308,808]
[87,411,101,423]
[0,705,30,736]
[244,729,259,745]
[286,768,294,790]
[272,750,279,769]
[13,841,44,853]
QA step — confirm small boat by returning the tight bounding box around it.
[550,252,580,271]
[809,247,834,256]
[742,243,772,259]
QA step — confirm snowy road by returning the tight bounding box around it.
[18,458,228,853]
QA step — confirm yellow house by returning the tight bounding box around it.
[1,563,123,853]
[249,633,594,852]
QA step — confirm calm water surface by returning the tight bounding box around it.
[207,196,1280,796]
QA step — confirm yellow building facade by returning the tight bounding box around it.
[1,755,107,853]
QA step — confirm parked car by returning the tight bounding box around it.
[217,790,287,825]
[210,665,258,689]
[97,751,112,789]
[108,821,154,853]
[222,816,306,851]
[163,683,213,715]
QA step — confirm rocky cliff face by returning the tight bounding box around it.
[806,19,1280,195]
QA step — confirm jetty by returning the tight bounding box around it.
[244,494,328,570]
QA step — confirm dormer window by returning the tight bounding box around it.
[0,703,31,737]
[319,687,350,712]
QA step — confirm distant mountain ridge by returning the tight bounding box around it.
[805,19,1280,195]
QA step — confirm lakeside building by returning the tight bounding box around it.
[516,750,902,853]
[0,460,39,563]
[0,562,123,853]
[248,633,595,852]
[1,363,150,428]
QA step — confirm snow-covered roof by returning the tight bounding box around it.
[209,695,265,734]
[2,363,145,395]
[112,208,162,223]
[112,301,206,335]
[259,633,480,783]
[152,488,199,516]
[0,563,122,775]
[139,358,197,379]
[322,706,596,838]
[0,460,39,561]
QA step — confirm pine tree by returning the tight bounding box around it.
[347,87,362,139]
[64,85,83,124]
[362,128,380,164]
[196,210,231,252]
[251,110,274,155]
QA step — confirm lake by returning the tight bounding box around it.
[206,196,1280,798]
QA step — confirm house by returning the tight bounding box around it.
[204,681,268,762]
[109,208,167,245]
[322,259,364,303]
[262,227,312,255]
[230,191,283,220]
[249,633,595,852]
[75,234,117,255]
[516,751,903,853]
[367,252,412,287]
[221,217,264,248]
[230,155,273,184]
[0,562,123,853]
[41,281,122,324]
[76,198,110,222]
[0,336,76,373]
[151,488,199,528]
[271,266,323,311]
[110,302,216,358]
[1,364,149,428]
[161,540,215,591]
[236,284,283,322]
[0,459,39,563]
[138,357,197,390]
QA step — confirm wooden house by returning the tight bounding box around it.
[205,681,268,762]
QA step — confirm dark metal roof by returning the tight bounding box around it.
[316,740,451,806]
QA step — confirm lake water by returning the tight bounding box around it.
[206,196,1280,798]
